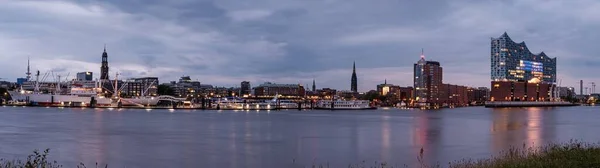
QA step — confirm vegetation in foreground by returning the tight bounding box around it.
[0,149,105,168]
[4,141,600,168]
[309,141,600,168]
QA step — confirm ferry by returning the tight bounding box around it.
[315,100,376,110]
[214,97,246,110]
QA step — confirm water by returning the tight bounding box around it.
[0,106,599,168]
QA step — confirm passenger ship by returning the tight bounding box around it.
[315,100,375,110]
[8,83,113,107]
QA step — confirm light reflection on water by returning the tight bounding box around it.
[0,106,598,168]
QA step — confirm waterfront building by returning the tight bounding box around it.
[467,87,489,104]
[253,82,306,98]
[164,76,212,98]
[76,72,93,81]
[240,81,251,97]
[439,84,468,106]
[376,80,415,105]
[413,50,443,106]
[489,33,558,102]
[491,81,553,101]
[351,62,358,93]
[557,87,576,98]
[491,33,556,83]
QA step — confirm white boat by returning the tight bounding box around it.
[316,100,375,110]
[278,100,299,109]
[8,88,112,107]
[215,97,246,110]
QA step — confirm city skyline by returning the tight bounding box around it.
[1,0,599,92]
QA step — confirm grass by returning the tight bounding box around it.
[0,149,106,168]
[309,140,600,168]
[4,141,600,168]
[447,140,600,168]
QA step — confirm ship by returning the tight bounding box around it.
[8,80,113,107]
[315,99,376,110]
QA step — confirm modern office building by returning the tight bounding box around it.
[414,50,443,106]
[76,72,93,81]
[413,50,469,107]
[490,33,558,102]
[491,32,557,83]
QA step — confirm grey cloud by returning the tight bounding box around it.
[0,0,598,91]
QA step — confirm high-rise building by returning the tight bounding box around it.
[76,72,93,81]
[351,62,358,92]
[491,32,556,83]
[240,81,251,96]
[490,33,558,102]
[414,49,443,105]
[100,45,109,80]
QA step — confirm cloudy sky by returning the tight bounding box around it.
[0,0,599,92]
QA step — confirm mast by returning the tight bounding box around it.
[34,71,40,93]
[113,72,119,98]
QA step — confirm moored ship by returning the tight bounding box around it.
[315,100,375,110]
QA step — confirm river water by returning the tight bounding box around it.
[0,106,598,167]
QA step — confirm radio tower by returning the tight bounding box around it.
[26,57,32,81]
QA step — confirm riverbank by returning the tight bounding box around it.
[6,141,600,168]
[309,141,600,168]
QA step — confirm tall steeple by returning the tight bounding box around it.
[351,61,358,92]
[100,45,109,80]
[312,78,316,92]
[26,56,31,81]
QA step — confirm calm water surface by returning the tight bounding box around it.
[0,106,599,167]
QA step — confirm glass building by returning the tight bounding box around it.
[491,32,556,84]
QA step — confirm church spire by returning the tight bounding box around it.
[312,78,316,92]
[351,61,358,93]
[101,45,109,80]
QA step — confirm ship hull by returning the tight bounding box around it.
[8,91,112,107]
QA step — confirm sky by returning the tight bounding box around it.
[0,0,599,92]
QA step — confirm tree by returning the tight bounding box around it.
[157,84,175,96]
[0,87,8,100]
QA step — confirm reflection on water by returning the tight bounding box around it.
[411,111,442,163]
[491,107,557,153]
[0,106,597,168]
